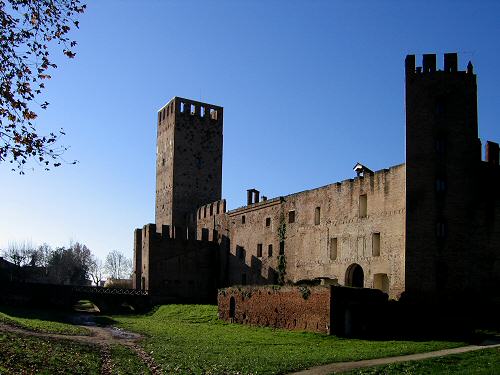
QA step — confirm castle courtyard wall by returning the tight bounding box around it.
[215,164,406,299]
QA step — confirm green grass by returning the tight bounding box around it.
[0,331,101,374]
[343,347,500,375]
[109,344,151,374]
[0,305,90,335]
[110,304,467,375]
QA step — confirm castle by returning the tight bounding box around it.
[133,53,500,305]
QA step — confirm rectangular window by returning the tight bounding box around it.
[241,215,246,224]
[372,232,381,256]
[288,210,295,223]
[190,104,196,115]
[436,222,446,238]
[330,237,338,260]
[257,244,263,257]
[265,217,271,227]
[268,244,273,257]
[314,207,321,225]
[359,194,367,218]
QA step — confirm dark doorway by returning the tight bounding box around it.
[229,297,236,319]
[345,263,364,288]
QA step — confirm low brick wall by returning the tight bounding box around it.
[218,285,331,334]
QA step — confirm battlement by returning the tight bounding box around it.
[141,223,219,243]
[196,199,227,220]
[157,97,223,124]
[405,53,474,76]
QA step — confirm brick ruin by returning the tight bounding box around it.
[133,54,500,313]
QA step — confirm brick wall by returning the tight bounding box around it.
[218,285,332,334]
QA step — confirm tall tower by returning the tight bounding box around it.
[405,53,481,300]
[155,97,223,229]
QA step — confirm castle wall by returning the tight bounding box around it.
[218,285,332,334]
[204,164,406,299]
[137,223,218,303]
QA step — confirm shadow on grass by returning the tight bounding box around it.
[0,304,77,326]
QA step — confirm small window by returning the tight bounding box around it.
[257,244,263,257]
[180,102,185,113]
[436,222,446,238]
[288,210,295,223]
[359,195,367,218]
[268,244,273,257]
[314,207,321,225]
[210,108,218,120]
[200,106,205,117]
[435,138,446,155]
[190,104,196,115]
[329,238,338,260]
[372,233,380,256]
[436,178,446,192]
[279,242,285,255]
[241,215,246,224]
[265,217,271,227]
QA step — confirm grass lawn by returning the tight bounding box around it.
[343,347,500,375]
[0,331,101,374]
[109,344,151,374]
[0,305,90,335]
[110,304,467,374]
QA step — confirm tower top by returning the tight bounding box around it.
[405,53,474,76]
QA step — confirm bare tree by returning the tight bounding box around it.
[104,250,132,280]
[3,240,35,266]
[88,255,103,286]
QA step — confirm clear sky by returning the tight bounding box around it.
[1,1,499,261]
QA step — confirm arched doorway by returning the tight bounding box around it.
[229,297,236,319]
[345,263,364,288]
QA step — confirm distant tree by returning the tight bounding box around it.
[2,240,35,266]
[0,0,86,172]
[47,241,91,284]
[104,250,132,280]
[88,255,103,286]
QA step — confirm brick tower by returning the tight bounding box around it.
[155,97,223,230]
[405,53,481,300]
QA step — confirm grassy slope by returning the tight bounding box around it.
[0,332,101,374]
[343,347,500,375]
[111,305,466,374]
[0,305,89,335]
[109,344,151,375]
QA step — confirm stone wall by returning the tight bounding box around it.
[206,163,406,299]
[218,285,332,334]
[135,223,219,303]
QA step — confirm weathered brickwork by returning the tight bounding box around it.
[155,97,223,229]
[218,285,331,333]
[133,53,500,307]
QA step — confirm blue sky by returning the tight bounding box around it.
[1,1,499,261]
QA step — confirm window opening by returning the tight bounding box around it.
[314,207,321,225]
[359,195,367,218]
[372,233,381,256]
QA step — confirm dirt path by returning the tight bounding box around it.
[289,342,500,375]
[0,322,162,375]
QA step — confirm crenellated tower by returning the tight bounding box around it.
[405,53,482,300]
[155,97,223,230]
